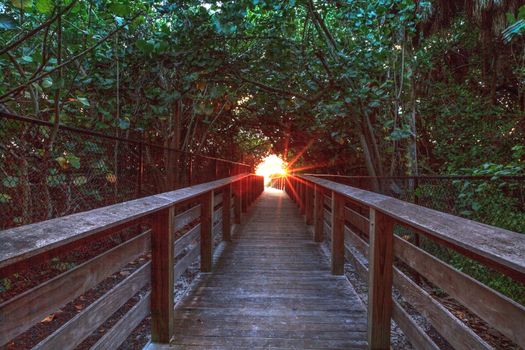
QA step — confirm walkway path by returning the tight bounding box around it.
[171,189,368,349]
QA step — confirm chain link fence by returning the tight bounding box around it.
[0,112,250,230]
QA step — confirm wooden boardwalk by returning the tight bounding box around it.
[171,189,368,349]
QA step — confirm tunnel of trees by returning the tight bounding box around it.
[2,0,524,233]
[1,2,524,218]
[1,1,525,348]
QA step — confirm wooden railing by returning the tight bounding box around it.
[287,175,525,350]
[0,174,264,349]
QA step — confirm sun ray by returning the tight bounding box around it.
[287,139,314,169]
[256,155,288,186]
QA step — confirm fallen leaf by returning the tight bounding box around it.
[41,314,55,323]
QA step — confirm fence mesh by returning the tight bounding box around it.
[0,113,250,230]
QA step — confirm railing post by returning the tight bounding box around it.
[368,208,394,349]
[247,175,252,206]
[300,180,306,215]
[314,185,324,242]
[233,180,242,224]
[241,177,248,213]
[331,192,345,275]
[150,207,175,344]
[200,190,214,272]
[222,184,232,242]
[305,181,314,225]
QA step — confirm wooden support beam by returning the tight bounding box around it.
[314,185,324,242]
[200,191,214,272]
[150,207,175,344]
[305,182,314,225]
[241,178,248,213]
[300,181,306,215]
[331,192,345,275]
[222,184,232,242]
[233,180,242,224]
[368,208,394,349]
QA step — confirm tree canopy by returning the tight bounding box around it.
[1,0,524,178]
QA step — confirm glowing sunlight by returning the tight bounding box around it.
[255,155,287,185]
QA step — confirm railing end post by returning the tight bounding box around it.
[367,208,394,349]
[150,206,175,344]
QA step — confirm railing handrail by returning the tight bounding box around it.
[289,175,525,349]
[300,174,525,282]
[0,173,250,273]
[303,173,525,180]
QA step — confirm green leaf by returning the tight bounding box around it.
[136,39,154,54]
[2,176,19,188]
[11,0,33,9]
[47,174,66,187]
[21,55,33,63]
[41,77,53,88]
[109,2,129,17]
[389,128,412,141]
[65,154,81,169]
[35,0,53,14]
[0,194,11,204]
[73,176,87,186]
[77,97,90,106]
[0,14,17,30]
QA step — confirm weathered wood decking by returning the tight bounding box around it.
[171,189,368,349]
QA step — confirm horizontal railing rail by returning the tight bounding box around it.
[287,175,525,350]
[0,174,265,349]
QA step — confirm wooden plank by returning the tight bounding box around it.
[214,192,223,207]
[305,183,314,225]
[34,263,150,350]
[367,208,394,350]
[212,219,222,242]
[233,180,242,224]
[222,184,232,241]
[241,178,248,213]
[324,194,331,209]
[300,181,306,215]
[393,266,492,350]
[345,227,369,257]
[0,174,249,272]
[301,175,525,282]
[314,185,324,242]
[331,192,345,275]
[213,206,222,226]
[150,207,175,344]
[392,301,439,350]
[343,226,492,350]
[0,232,150,347]
[90,292,151,350]
[174,205,200,232]
[395,236,525,347]
[174,244,200,281]
[201,191,214,272]
[324,208,331,225]
[174,224,200,253]
[344,206,369,235]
